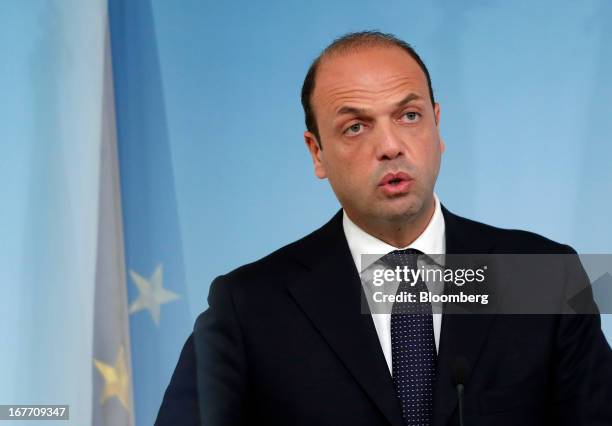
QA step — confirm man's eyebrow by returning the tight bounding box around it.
[395,93,421,108]
[336,105,368,117]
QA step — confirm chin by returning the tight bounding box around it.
[389,194,424,214]
[373,199,423,222]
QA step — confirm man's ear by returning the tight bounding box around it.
[433,103,445,153]
[304,131,327,179]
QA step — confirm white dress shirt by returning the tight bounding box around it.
[342,194,446,374]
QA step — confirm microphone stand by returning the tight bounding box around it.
[456,382,465,426]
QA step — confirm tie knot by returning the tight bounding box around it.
[382,248,423,269]
[394,248,422,256]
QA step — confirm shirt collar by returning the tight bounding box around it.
[342,193,446,273]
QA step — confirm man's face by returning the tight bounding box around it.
[305,46,444,227]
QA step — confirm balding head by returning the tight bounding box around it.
[301,31,435,146]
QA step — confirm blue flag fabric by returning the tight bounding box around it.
[109,1,192,425]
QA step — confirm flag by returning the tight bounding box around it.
[109,0,193,424]
[91,12,135,426]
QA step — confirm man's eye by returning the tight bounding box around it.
[344,123,364,135]
[402,111,421,122]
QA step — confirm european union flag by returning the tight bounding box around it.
[109,1,192,424]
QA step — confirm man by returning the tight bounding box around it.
[156,31,612,425]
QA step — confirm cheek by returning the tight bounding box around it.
[424,143,443,179]
[324,150,371,191]
[326,144,367,173]
[417,131,442,160]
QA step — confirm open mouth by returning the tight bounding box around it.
[378,172,414,195]
[379,172,412,186]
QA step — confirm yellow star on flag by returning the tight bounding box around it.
[93,345,131,411]
[128,263,179,326]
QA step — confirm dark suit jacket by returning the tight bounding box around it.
[156,206,612,425]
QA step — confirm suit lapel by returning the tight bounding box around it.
[432,206,498,426]
[287,211,406,426]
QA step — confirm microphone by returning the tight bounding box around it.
[451,356,470,426]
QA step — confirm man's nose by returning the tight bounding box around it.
[375,122,404,161]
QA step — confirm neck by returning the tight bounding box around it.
[347,196,436,248]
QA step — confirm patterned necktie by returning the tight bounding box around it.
[385,248,437,426]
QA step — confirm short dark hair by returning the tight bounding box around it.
[300,31,435,147]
